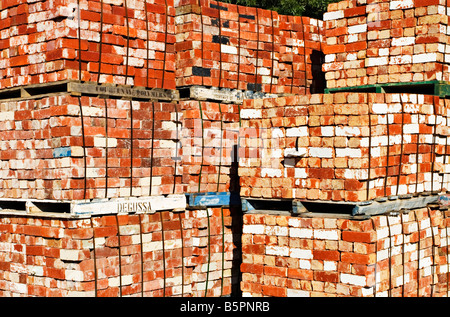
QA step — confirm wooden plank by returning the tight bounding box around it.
[242,194,440,216]
[325,80,445,95]
[187,86,245,104]
[187,192,240,207]
[67,82,178,101]
[435,82,450,98]
[184,86,277,104]
[146,195,186,211]
[241,198,293,213]
[292,200,307,214]
[241,198,256,212]
[70,195,186,215]
[375,85,385,93]
[0,81,70,101]
[1,195,187,216]
[0,80,179,101]
[351,195,438,216]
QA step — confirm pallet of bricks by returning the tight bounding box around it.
[238,92,450,202]
[241,204,450,297]
[0,0,179,197]
[0,0,241,297]
[0,93,187,200]
[0,207,241,297]
[174,0,325,96]
[238,90,450,296]
[0,78,241,207]
[322,0,450,89]
[0,0,177,89]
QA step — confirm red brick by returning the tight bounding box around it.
[322,44,345,55]
[262,285,287,297]
[313,250,340,261]
[264,266,287,277]
[344,6,366,17]
[66,228,93,240]
[97,287,120,297]
[9,55,28,67]
[345,41,367,52]
[287,268,313,280]
[26,245,44,256]
[341,252,374,265]
[0,262,10,271]
[241,281,262,294]
[415,0,440,6]
[314,271,339,283]
[342,231,376,243]
[45,267,65,280]
[41,227,63,239]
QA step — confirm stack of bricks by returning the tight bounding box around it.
[278,14,325,95]
[186,207,239,296]
[174,0,324,95]
[239,92,450,202]
[0,207,239,297]
[0,0,176,89]
[240,206,450,297]
[322,0,450,89]
[180,99,240,194]
[0,91,247,201]
[0,94,184,201]
[175,0,279,93]
[370,207,446,297]
[437,206,450,296]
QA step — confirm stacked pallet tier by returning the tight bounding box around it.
[174,0,325,95]
[0,91,248,201]
[0,93,182,201]
[278,14,326,95]
[239,92,450,202]
[0,0,176,90]
[0,207,240,297]
[322,0,450,90]
[241,206,448,297]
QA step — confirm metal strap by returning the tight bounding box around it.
[90,217,98,297]
[115,214,123,297]
[76,1,88,199]
[396,96,405,196]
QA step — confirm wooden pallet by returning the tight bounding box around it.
[0,80,179,102]
[324,80,450,97]
[0,195,187,216]
[71,195,187,216]
[241,193,441,217]
[178,85,279,104]
[241,198,305,214]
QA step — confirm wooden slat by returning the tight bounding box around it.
[187,192,240,207]
[0,80,179,102]
[325,80,450,97]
